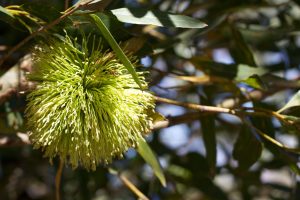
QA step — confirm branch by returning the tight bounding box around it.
[155,96,237,114]
[155,96,300,154]
[109,168,149,200]
[242,117,300,154]
[152,112,208,130]
[55,159,64,200]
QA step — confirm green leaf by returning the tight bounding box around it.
[278,91,300,113]
[200,96,216,177]
[230,25,257,67]
[148,111,166,124]
[239,74,267,90]
[0,5,15,24]
[235,64,266,81]
[137,138,166,187]
[110,8,207,28]
[89,14,143,89]
[233,125,263,170]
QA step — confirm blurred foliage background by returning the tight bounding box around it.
[1,0,300,199]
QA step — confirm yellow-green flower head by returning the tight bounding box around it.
[26,34,154,170]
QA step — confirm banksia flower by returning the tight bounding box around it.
[26,34,154,170]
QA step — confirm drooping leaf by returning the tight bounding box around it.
[200,96,216,177]
[230,24,257,67]
[277,91,300,113]
[110,8,207,28]
[239,74,267,90]
[137,138,166,187]
[0,5,15,24]
[233,125,263,170]
[90,14,143,89]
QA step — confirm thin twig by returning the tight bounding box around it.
[241,107,293,125]
[155,96,236,114]
[55,159,64,200]
[242,117,300,154]
[108,168,149,200]
[119,173,149,200]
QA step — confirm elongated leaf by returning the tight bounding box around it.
[137,138,166,187]
[278,91,300,113]
[236,64,266,81]
[240,74,267,90]
[110,8,207,28]
[200,96,216,177]
[233,125,263,170]
[0,5,15,24]
[230,25,257,67]
[90,14,143,89]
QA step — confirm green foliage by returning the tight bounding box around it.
[137,138,166,186]
[110,7,207,28]
[1,0,300,200]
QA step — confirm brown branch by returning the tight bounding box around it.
[108,168,149,200]
[119,173,149,200]
[241,117,300,154]
[155,96,237,114]
[55,159,64,200]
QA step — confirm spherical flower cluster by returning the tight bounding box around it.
[26,34,154,170]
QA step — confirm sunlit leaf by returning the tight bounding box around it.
[278,91,300,113]
[110,8,207,28]
[235,64,266,81]
[90,14,143,89]
[137,138,166,187]
[239,74,267,90]
[0,5,15,24]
